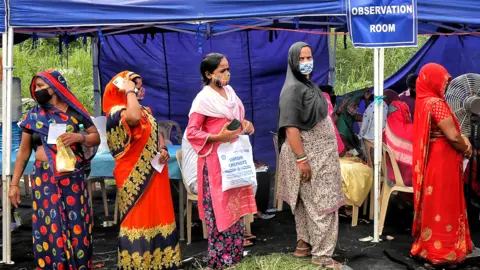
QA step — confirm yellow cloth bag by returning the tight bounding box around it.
[340,157,373,207]
[56,138,76,173]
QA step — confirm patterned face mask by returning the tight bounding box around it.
[136,86,146,100]
[212,72,230,87]
[299,60,314,75]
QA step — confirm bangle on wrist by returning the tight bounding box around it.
[296,156,308,164]
[159,145,168,151]
[81,134,86,144]
[126,89,137,96]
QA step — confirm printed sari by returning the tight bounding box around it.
[335,89,367,150]
[20,70,96,269]
[384,101,413,186]
[410,63,472,265]
[103,71,181,269]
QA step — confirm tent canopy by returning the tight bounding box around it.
[9,0,344,28]
[7,1,480,37]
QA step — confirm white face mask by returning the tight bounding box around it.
[299,60,314,75]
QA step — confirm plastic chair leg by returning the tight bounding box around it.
[351,205,359,227]
[100,180,109,217]
[187,199,193,245]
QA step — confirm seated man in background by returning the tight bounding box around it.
[358,89,399,143]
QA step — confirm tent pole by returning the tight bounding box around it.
[332,33,338,87]
[1,30,9,265]
[327,26,332,85]
[92,37,101,116]
[1,26,14,265]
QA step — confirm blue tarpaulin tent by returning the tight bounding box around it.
[384,35,480,92]
[98,31,330,165]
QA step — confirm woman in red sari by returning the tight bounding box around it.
[103,71,181,269]
[411,63,473,266]
[384,100,414,186]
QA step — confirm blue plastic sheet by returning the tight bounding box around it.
[99,31,329,167]
[384,35,480,92]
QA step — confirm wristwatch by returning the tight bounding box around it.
[126,89,138,96]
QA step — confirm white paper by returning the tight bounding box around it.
[47,124,66,144]
[151,153,165,173]
[463,158,469,173]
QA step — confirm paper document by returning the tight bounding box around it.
[463,158,469,173]
[151,153,166,173]
[47,124,66,144]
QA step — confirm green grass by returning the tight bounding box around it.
[187,253,328,270]
[334,35,429,94]
[12,38,93,113]
[8,35,428,113]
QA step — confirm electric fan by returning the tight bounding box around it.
[446,73,480,148]
[446,73,480,218]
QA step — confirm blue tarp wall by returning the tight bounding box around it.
[99,31,329,166]
[384,35,480,92]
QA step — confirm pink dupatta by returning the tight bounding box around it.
[323,92,345,155]
[186,85,257,232]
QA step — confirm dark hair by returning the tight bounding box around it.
[200,53,226,85]
[406,73,418,91]
[319,85,334,94]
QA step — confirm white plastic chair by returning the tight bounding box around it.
[176,150,207,244]
[378,143,413,235]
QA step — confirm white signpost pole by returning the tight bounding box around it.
[372,47,385,243]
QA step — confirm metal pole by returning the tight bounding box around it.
[331,34,338,87]
[1,26,14,264]
[92,37,101,116]
[372,48,380,243]
[327,26,332,85]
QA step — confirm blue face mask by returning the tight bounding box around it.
[299,60,314,75]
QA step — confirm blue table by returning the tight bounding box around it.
[1,145,181,179]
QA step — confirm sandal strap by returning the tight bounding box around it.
[295,247,310,251]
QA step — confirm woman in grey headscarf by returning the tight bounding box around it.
[277,42,344,269]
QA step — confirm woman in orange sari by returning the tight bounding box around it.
[411,63,473,266]
[103,71,181,269]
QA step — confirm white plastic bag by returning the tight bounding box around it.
[217,135,257,192]
[92,116,110,154]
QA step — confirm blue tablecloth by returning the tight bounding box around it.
[1,145,182,180]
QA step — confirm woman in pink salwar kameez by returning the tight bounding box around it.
[186,53,257,269]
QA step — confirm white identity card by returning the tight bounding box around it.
[47,123,67,144]
[151,152,165,173]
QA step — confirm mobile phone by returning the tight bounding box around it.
[112,76,125,89]
[227,119,242,131]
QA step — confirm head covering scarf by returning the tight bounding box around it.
[20,69,95,176]
[384,89,399,106]
[278,42,328,148]
[412,63,455,233]
[384,100,413,186]
[102,70,142,114]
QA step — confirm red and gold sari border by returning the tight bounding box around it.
[119,222,177,243]
[107,107,159,223]
[118,243,181,269]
